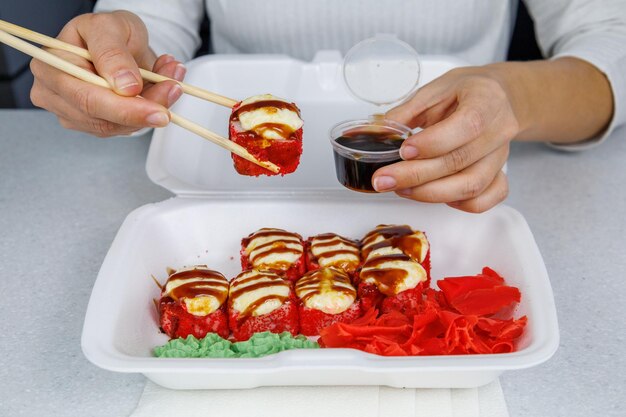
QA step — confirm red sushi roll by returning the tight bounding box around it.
[158,266,230,339]
[305,233,361,279]
[358,225,430,316]
[241,228,306,282]
[295,267,361,336]
[229,94,304,176]
[228,269,299,341]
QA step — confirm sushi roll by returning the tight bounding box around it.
[229,94,304,176]
[295,267,361,336]
[158,266,230,339]
[241,228,306,282]
[305,233,361,278]
[358,225,430,315]
[228,269,299,341]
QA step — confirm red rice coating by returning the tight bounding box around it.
[228,297,299,341]
[358,282,426,318]
[159,299,229,339]
[298,302,362,336]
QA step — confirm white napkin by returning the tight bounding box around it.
[130,379,509,417]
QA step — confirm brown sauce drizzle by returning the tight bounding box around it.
[244,229,303,245]
[360,268,409,297]
[309,234,360,270]
[295,268,356,304]
[250,247,303,267]
[319,249,357,260]
[245,229,303,268]
[360,226,427,295]
[229,280,284,301]
[165,268,229,306]
[231,100,301,121]
[168,281,227,303]
[252,123,296,139]
[363,253,411,267]
[229,270,290,318]
[240,295,288,318]
[230,100,301,141]
[361,225,424,262]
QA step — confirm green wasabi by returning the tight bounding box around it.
[154,332,319,358]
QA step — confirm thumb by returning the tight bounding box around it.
[77,13,145,96]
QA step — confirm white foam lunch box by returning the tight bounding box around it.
[81,52,559,389]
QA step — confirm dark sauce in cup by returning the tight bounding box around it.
[332,131,404,193]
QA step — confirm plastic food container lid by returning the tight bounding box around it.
[343,34,421,105]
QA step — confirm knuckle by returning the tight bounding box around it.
[463,107,485,138]
[96,46,127,66]
[446,67,468,78]
[114,10,146,31]
[89,12,114,27]
[504,116,520,138]
[89,119,115,137]
[29,86,43,108]
[464,195,488,214]
[478,75,501,91]
[119,108,139,126]
[68,13,92,27]
[421,187,439,203]
[89,119,117,137]
[463,175,486,199]
[471,200,487,214]
[406,165,423,186]
[501,144,511,161]
[73,87,97,117]
[498,175,510,201]
[443,147,472,173]
[29,59,42,78]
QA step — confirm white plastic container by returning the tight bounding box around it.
[81,52,559,390]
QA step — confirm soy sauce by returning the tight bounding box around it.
[333,132,404,193]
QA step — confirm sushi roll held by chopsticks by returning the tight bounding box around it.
[229,94,304,176]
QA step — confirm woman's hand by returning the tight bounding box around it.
[373,66,521,213]
[30,11,186,137]
[374,57,613,213]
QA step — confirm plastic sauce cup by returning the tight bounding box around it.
[330,117,412,193]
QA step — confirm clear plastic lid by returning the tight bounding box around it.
[343,34,421,106]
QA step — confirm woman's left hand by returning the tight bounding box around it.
[372,66,521,213]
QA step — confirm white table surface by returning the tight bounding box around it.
[0,110,624,417]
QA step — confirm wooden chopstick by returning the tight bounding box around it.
[0,28,279,173]
[0,19,239,108]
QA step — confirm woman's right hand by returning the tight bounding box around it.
[30,11,186,137]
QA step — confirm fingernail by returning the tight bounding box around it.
[162,54,175,64]
[146,112,169,127]
[167,85,183,107]
[400,145,418,160]
[396,188,412,196]
[114,71,139,91]
[174,64,186,81]
[373,176,397,192]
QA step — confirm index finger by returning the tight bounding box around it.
[398,102,490,160]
